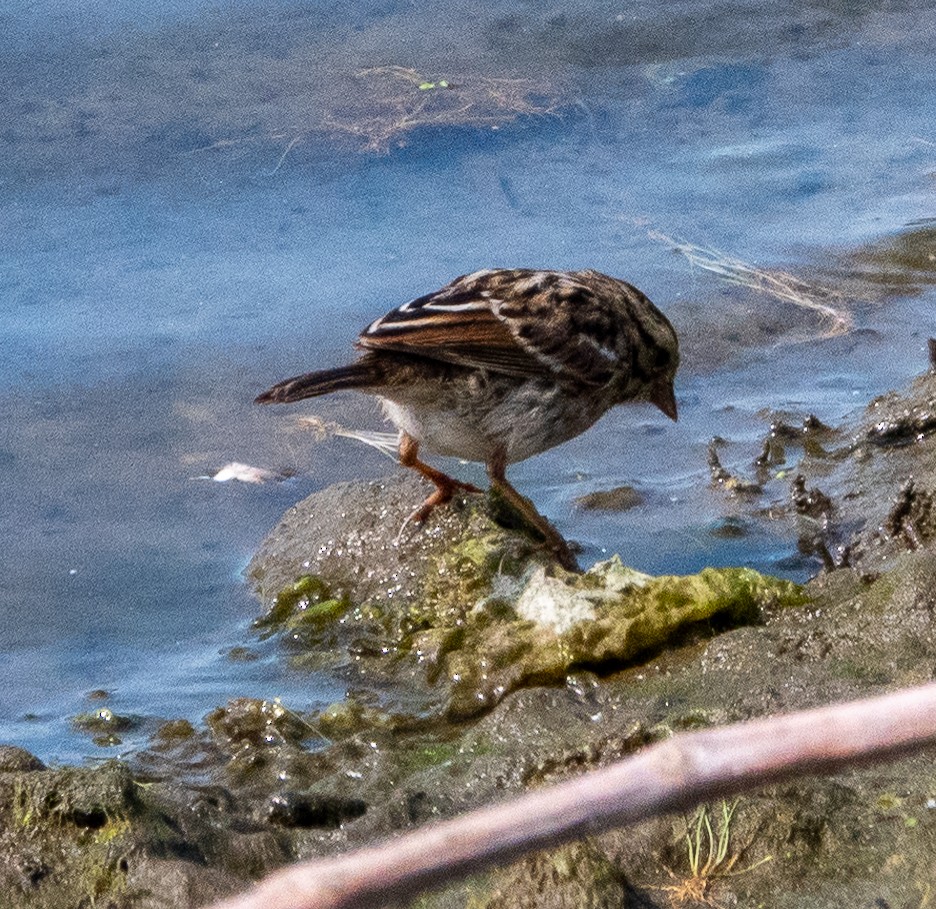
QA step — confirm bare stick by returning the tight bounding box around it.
[209,683,936,909]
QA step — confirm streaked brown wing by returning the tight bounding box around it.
[355,274,548,378]
[355,268,643,387]
[486,269,630,387]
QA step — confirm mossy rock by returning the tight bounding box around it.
[251,475,804,721]
[0,759,273,907]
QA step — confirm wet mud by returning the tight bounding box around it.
[5,360,936,907]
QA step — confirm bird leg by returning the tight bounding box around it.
[398,432,482,524]
[486,452,579,572]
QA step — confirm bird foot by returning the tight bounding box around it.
[394,477,483,545]
[398,433,482,527]
[488,480,579,572]
[413,477,483,522]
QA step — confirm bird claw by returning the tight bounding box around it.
[394,479,483,545]
[394,508,420,546]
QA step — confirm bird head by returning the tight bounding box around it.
[635,307,680,421]
[650,375,678,421]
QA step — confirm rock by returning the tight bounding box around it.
[72,707,140,734]
[0,758,273,908]
[474,842,631,909]
[0,745,45,773]
[574,485,644,512]
[249,474,802,720]
[248,473,548,614]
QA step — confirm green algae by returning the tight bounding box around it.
[258,574,348,631]
[438,559,803,719]
[2,764,137,906]
[416,529,531,627]
[561,561,804,666]
[399,741,460,773]
[263,543,804,722]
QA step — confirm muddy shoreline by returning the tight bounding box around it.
[4,366,936,908]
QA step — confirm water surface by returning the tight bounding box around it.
[2,0,935,760]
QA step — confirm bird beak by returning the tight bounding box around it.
[651,380,678,421]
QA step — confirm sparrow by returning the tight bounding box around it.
[255,268,679,570]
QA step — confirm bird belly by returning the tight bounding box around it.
[379,397,496,462]
[378,376,613,465]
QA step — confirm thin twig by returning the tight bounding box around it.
[209,682,936,909]
[269,134,305,175]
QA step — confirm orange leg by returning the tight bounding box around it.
[486,450,579,572]
[398,433,482,523]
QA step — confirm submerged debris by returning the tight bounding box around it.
[197,462,291,484]
[707,438,762,496]
[882,479,934,551]
[791,475,837,573]
[261,65,560,166]
[705,416,851,573]
[753,436,786,485]
[790,475,833,522]
[325,66,558,153]
[649,230,853,339]
[843,224,936,293]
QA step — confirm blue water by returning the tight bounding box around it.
[2,0,935,761]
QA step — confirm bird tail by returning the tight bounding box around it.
[254,359,384,404]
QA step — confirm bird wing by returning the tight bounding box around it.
[355,270,549,378]
[356,269,627,386]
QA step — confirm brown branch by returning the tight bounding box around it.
[209,683,936,909]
